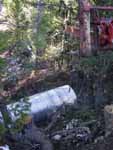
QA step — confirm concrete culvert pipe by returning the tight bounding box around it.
[0,85,77,124]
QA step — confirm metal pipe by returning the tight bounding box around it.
[91,6,113,11]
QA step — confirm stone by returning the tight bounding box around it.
[104,105,113,133]
[52,134,61,141]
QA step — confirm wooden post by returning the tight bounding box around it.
[78,0,92,56]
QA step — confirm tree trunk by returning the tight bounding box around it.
[34,0,45,70]
[34,0,44,33]
[78,0,92,56]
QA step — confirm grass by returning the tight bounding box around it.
[0,31,13,53]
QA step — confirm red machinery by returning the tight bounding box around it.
[64,1,113,55]
[87,4,113,50]
[97,19,113,46]
[78,1,113,55]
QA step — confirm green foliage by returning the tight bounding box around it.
[63,106,96,122]
[4,0,32,47]
[12,113,30,132]
[0,31,13,52]
[10,98,30,117]
[33,3,62,50]
[77,52,113,75]
[9,97,31,132]
[0,124,6,136]
[0,58,6,70]
[74,109,96,121]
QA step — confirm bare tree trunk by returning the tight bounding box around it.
[34,0,44,33]
[34,0,45,70]
[78,0,92,56]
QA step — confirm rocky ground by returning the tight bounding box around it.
[4,105,112,150]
